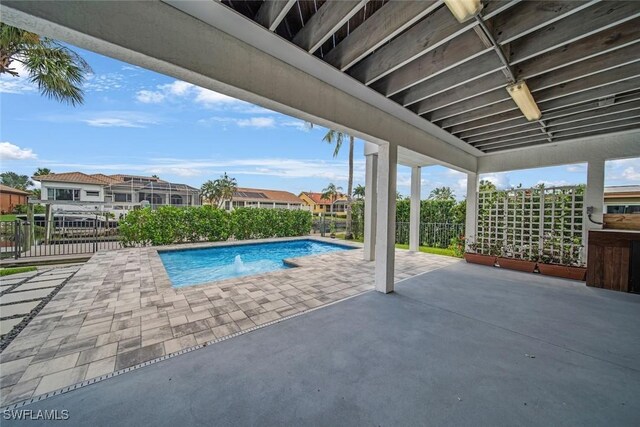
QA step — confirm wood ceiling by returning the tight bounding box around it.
[220,0,640,153]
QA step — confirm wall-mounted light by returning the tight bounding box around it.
[443,0,483,23]
[506,81,542,121]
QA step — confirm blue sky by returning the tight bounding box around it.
[1,46,638,200]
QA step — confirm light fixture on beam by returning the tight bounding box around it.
[443,0,483,23]
[506,81,542,121]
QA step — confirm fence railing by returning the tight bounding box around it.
[0,217,121,260]
[312,219,463,248]
[396,222,464,248]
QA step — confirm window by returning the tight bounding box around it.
[171,195,183,205]
[114,193,132,202]
[232,201,244,208]
[85,190,100,197]
[47,188,80,201]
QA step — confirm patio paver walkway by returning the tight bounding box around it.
[0,237,459,406]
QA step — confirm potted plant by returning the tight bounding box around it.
[463,238,497,266]
[497,243,538,273]
[537,236,586,281]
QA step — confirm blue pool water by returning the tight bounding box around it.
[159,239,354,287]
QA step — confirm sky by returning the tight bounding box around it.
[1,46,638,200]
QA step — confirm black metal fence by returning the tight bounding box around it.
[0,217,121,259]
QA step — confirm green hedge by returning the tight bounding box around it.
[119,206,312,246]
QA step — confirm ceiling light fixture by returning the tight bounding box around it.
[443,0,483,23]
[506,81,542,121]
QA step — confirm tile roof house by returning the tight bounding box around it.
[216,187,305,210]
[0,184,30,214]
[32,172,200,215]
[299,192,347,216]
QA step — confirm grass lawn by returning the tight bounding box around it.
[0,266,37,276]
[334,233,459,258]
[0,214,17,222]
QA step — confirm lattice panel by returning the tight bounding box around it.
[476,186,585,265]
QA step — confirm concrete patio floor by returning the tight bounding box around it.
[2,261,639,425]
[0,237,458,405]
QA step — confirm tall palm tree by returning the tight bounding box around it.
[429,186,456,201]
[323,130,355,239]
[1,23,91,105]
[321,183,343,206]
[214,172,237,208]
[353,184,365,200]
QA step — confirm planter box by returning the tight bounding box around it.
[497,257,537,273]
[538,263,587,281]
[464,253,496,266]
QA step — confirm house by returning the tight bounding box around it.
[33,172,200,215]
[218,187,305,210]
[299,192,347,216]
[604,185,640,214]
[0,184,30,214]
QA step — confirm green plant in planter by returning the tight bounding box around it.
[329,218,336,238]
[449,235,465,257]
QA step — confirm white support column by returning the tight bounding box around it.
[583,159,605,257]
[465,172,479,251]
[375,143,397,294]
[363,152,378,261]
[409,166,421,252]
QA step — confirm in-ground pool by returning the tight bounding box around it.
[159,239,354,287]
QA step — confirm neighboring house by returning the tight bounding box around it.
[218,187,305,210]
[33,172,200,215]
[0,184,29,214]
[299,192,347,216]
[604,185,640,214]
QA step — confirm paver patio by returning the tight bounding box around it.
[0,237,458,406]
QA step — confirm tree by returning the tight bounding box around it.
[479,179,497,192]
[33,168,51,176]
[31,188,41,199]
[429,186,455,201]
[322,130,355,239]
[151,174,160,179]
[1,172,33,190]
[200,173,237,209]
[353,184,365,200]
[1,23,91,105]
[321,183,342,205]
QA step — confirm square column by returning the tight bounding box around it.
[363,152,378,261]
[583,159,605,257]
[409,166,421,252]
[375,143,397,294]
[465,172,479,251]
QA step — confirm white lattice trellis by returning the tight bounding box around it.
[476,186,585,265]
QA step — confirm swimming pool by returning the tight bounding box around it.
[159,239,354,287]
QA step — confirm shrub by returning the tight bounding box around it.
[119,206,311,246]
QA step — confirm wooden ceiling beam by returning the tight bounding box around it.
[437,64,640,127]
[466,99,640,144]
[425,46,640,119]
[508,1,640,64]
[323,0,440,71]
[474,108,640,148]
[347,0,518,87]
[456,91,640,137]
[292,0,366,53]
[255,0,297,31]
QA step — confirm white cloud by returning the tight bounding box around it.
[622,166,640,181]
[236,117,275,128]
[135,90,165,104]
[480,173,511,189]
[0,60,36,94]
[44,111,161,128]
[536,179,572,187]
[565,164,586,173]
[84,72,125,92]
[0,142,37,160]
[160,81,194,96]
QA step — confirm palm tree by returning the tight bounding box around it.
[353,184,365,200]
[321,183,343,207]
[323,130,355,239]
[201,173,238,209]
[429,186,456,201]
[1,23,91,105]
[33,168,51,176]
[214,173,237,208]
